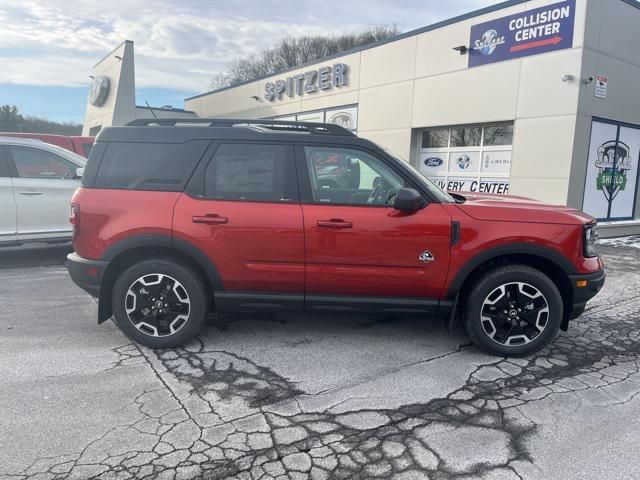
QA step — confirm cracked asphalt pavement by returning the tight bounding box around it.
[1,241,639,479]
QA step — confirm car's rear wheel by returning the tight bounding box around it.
[464,265,563,357]
[112,258,208,348]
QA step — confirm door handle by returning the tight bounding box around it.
[193,214,229,225]
[19,191,43,196]
[317,219,353,229]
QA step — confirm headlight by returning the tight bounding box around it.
[583,224,598,258]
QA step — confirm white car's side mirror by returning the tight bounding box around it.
[75,167,84,179]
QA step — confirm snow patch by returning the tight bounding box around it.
[598,235,640,249]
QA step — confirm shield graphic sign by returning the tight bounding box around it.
[595,140,631,202]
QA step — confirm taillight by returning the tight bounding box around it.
[70,204,80,239]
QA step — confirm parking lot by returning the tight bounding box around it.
[0,241,639,480]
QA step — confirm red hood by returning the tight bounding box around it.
[452,191,595,225]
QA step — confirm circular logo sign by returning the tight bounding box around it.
[479,30,499,56]
[457,154,472,170]
[89,75,110,107]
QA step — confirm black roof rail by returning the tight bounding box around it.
[124,117,355,136]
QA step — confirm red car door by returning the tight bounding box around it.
[297,144,451,313]
[172,142,304,311]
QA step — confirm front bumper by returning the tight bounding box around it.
[567,268,606,319]
[67,252,107,298]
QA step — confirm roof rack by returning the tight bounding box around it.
[125,117,355,136]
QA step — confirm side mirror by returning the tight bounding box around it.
[75,167,84,179]
[393,187,425,213]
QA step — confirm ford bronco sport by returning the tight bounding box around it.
[67,118,605,357]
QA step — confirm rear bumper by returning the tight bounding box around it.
[67,252,107,298]
[567,268,606,319]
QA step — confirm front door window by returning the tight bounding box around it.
[304,146,405,206]
[10,146,77,179]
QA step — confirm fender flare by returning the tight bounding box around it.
[97,234,224,322]
[445,242,577,300]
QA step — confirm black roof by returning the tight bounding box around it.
[97,118,379,148]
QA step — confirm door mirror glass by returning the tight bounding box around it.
[75,167,84,178]
[393,188,425,213]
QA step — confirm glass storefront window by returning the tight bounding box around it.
[273,105,358,133]
[483,124,513,146]
[451,127,481,147]
[418,122,514,195]
[421,129,449,148]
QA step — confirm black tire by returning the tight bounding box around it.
[111,258,208,348]
[464,264,563,357]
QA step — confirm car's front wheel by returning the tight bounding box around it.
[464,265,563,357]
[111,258,208,348]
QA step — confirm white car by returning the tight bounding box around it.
[0,136,86,245]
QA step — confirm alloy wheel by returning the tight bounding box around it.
[125,273,190,337]
[480,282,550,346]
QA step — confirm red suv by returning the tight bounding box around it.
[0,132,94,157]
[67,118,605,357]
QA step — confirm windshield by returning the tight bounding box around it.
[388,153,456,203]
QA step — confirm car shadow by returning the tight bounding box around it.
[0,243,73,268]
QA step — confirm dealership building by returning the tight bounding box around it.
[179,0,640,236]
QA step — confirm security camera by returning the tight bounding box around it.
[561,74,574,83]
[582,76,595,85]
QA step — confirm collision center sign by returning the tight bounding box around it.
[468,0,575,68]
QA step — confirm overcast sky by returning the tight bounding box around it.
[0,0,495,122]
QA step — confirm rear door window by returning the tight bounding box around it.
[203,143,297,202]
[94,140,209,190]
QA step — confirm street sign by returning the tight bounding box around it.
[595,74,608,99]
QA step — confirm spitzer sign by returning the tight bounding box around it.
[468,0,575,68]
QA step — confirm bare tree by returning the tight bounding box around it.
[209,26,399,90]
[208,72,233,91]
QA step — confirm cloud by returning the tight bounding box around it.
[0,0,495,93]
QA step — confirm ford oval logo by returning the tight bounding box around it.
[424,157,444,167]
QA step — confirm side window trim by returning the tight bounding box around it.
[7,144,78,180]
[294,143,424,207]
[0,145,11,177]
[184,142,220,198]
[199,141,299,204]
[80,142,107,188]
